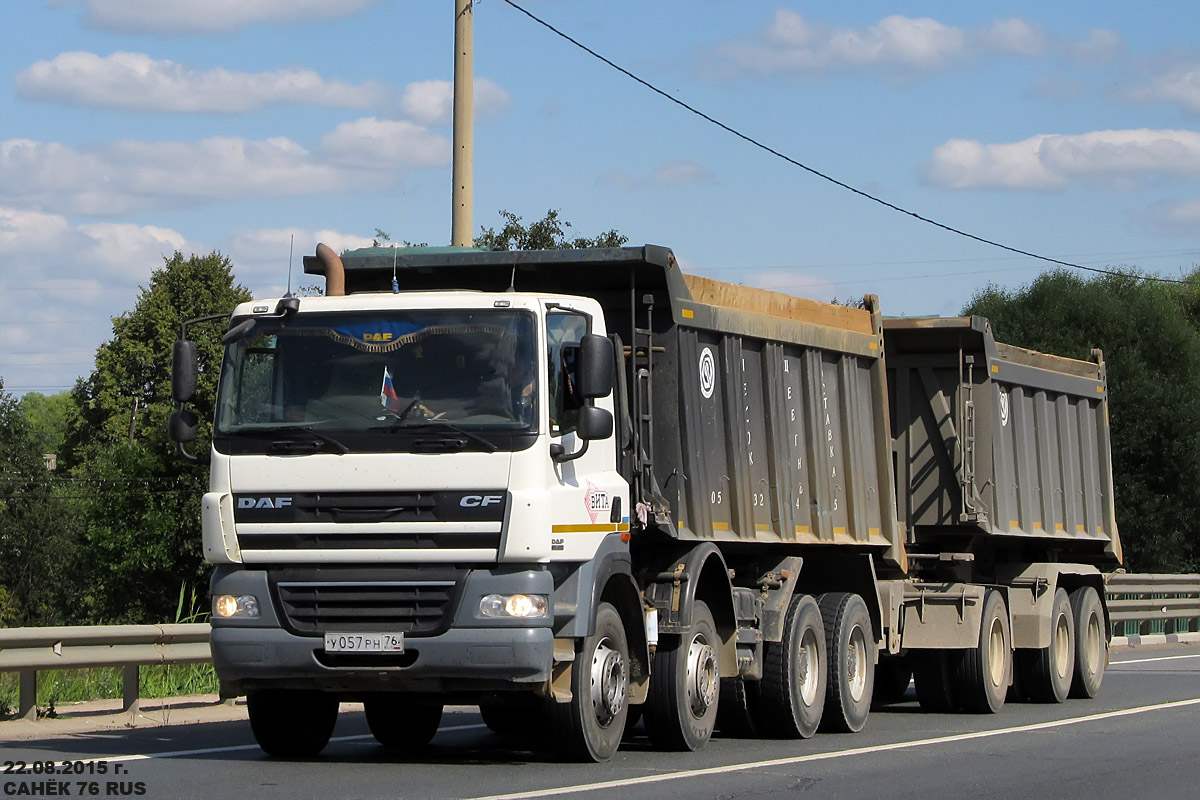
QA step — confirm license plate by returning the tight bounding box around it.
[323,632,405,653]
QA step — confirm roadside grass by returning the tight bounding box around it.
[0,663,220,720]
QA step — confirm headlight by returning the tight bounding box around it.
[213,594,260,618]
[478,593,549,619]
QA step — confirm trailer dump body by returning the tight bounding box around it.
[883,316,1121,565]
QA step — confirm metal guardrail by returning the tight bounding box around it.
[1,574,1197,724]
[1106,573,1200,639]
[0,623,211,721]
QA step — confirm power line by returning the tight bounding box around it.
[499,0,1191,286]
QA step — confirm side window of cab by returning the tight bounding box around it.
[546,312,587,435]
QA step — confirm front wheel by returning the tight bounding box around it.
[247,689,339,757]
[365,694,443,748]
[644,600,721,751]
[551,601,630,762]
[956,589,1011,714]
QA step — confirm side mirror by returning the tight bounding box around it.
[576,334,614,399]
[168,408,199,444]
[578,405,613,441]
[172,340,198,403]
[222,318,256,346]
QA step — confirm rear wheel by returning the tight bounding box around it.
[755,594,825,738]
[872,657,913,707]
[551,601,630,762]
[716,677,759,738]
[914,651,960,713]
[956,589,1011,714]
[818,593,875,733]
[1069,586,1107,699]
[365,694,443,748]
[247,689,339,757]
[1018,587,1074,704]
[645,600,721,751]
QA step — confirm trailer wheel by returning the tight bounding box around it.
[818,592,875,732]
[645,600,720,751]
[754,594,826,738]
[247,689,339,757]
[365,694,443,748]
[1017,587,1074,704]
[957,589,1011,713]
[913,651,960,713]
[716,677,759,738]
[1068,586,1106,699]
[552,601,629,761]
[872,657,913,707]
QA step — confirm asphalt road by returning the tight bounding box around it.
[3,643,1198,800]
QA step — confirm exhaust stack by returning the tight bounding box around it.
[314,243,346,297]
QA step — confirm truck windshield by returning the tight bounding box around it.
[213,309,537,451]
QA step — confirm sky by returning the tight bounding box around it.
[3,1,1200,397]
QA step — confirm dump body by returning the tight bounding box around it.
[306,245,903,563]
[883,316,1121,565]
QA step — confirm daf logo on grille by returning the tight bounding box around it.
[238,496,293,509]
[460,495,504,508]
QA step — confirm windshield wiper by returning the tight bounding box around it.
[373,419,498,453]
[268,426,350,455]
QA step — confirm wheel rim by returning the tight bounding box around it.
[590,637,627,728]
[1053,613,1072,679]
[987,617,1007,687]
[797,627,820,706]
[686,633,719,718]
[846,624,869,703]
[1083,610,1103,674]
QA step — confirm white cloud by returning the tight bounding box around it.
[400,78,513,126]
[70,0,379,34]
[15,51,386,113]
[0,207,200,392]
[924,129,1200,191]
[229,227,375,291]
[652,161,714,187]
[710,11,1065,76]
[1,123,449,215]
[319,118,451,169]
[1071,29,1124,65]
[1147,197,1200,235]
[1127,64,1200,114]
[597,161,714,191]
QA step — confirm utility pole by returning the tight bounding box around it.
[451,0,474,247]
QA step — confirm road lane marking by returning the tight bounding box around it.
[1110,653,1200,666]
[38,723,490,765]
[469,697,1200,800]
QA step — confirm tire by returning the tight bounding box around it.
[644,600,721,751]
[1018,587,1074,704]
[872,657,913,707]
[479,695,546,738]
[956,589,1011,714]
[754,594,826,738]
[247,689,339,757]
[365,694,443,748]
[551,601,630,761]
[913,651,960,713]
[1069,585,1107,699]
[716,677,759,738]
[817,593,875,733]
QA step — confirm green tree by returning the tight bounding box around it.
[0,379,85,625]
[965,269,1200,573]
[61,252,252,623]
[18,390,76,458]
[474,209,627,251]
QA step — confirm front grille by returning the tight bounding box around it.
[275,578,460,636]
[240,531,499,551]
